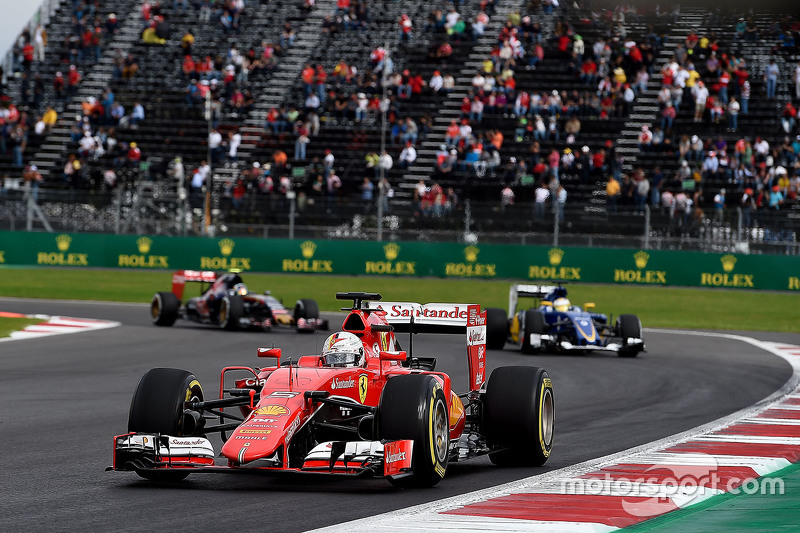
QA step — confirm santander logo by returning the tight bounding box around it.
[331,377,355,390]
[386,451,406,463]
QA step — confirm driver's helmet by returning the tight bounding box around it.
[322,332,365,367]
[232,283,248,296]
[553,297,570,312]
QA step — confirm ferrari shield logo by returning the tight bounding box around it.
[358,374,369,403]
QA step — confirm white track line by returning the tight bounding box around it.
[0,314,119,342]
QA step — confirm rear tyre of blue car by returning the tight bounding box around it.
[521,310,545,354]
[484,366,554,467]
[128,368,204,481]
[378,375,449,488]
[485,307,508,350]
[151,291,179,326]
[617,314,643,357]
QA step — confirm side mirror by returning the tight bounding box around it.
[584,302,596,311]
[379,350,407,362]
[257,347,281,360]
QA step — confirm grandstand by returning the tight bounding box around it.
[0,0,798,254]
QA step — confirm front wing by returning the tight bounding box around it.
[528,333,645,353]
[109,433,413,479]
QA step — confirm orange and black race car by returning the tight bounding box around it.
[111,292,555,487]
[149,270,327,332]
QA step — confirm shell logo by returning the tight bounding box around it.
[254,405,289,416]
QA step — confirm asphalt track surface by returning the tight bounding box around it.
[1,297,797,532]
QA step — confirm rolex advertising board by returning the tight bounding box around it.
[0,231,797,291]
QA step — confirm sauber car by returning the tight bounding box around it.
[150,270,328,332]
[485,284,644,357]
[111,292,555,487]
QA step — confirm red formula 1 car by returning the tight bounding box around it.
[150,270,328,332]
[111,293,554,487]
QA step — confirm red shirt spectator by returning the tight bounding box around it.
[127,142,142,162]
[67,66,81,87]
[182,55,196,76]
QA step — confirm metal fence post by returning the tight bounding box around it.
[552,196,559,247]
[736,206,743,244]
[644,204,650,249]
[288,191,296,240]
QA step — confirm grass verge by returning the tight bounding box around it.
[0,317,44,338]
[0,267,792,332]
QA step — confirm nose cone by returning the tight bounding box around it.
[221,408,297,464]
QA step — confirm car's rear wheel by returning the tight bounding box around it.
[220,295,243,330]
[128,368,204,481]
[521,310,546,354]
[151,292,179,326]
[484,366,554,467]
[294,298,319,320]
[485,307,508,350]
[617,314,642,358]
[378,375,449,488]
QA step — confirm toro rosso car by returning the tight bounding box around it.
[111,293,555,487]
[150,270,328,332]
[485,284,644,357]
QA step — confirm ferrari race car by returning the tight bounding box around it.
[111,293,555,487]
[150,270,328,332]
[485,284,644,357]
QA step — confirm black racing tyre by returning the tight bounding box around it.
[485,307,508,350]
[617,314,643,358]
[378,375,449,488]
[151,292,179,326]
[220,295,243,330]
[521,310,546,354]
[127,368,204,482]
[294,298,320,320]
[484,366,554,467]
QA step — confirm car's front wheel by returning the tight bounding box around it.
[378,375,449,487]
[127,368,204,481]
[521,310,546,354]
[617,314,643,357]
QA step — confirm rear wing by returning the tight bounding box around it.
[171,270,218,300]
[367,301,476,334]
[509,284,561,316]
[367,301,486,391]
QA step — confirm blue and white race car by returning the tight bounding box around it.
[485,284,644,357]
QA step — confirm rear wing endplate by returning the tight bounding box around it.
[171,270,218,299]
[509,284,560,316]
